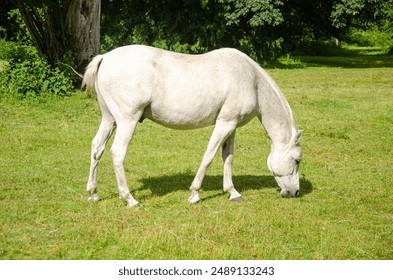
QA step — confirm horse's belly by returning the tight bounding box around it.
[143,103,220,129]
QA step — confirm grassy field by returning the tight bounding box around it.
[0,52,392,259]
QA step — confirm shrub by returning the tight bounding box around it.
[292,38,342,56]
[0,39,74,99]
[3,59,73,98]
[0,39,37,62]
[346,27,393,51]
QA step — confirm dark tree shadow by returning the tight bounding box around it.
[265,46,393,69]
[136,172,313,201]
[297,54,393,68]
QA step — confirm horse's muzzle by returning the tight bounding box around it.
[281,189,300,198]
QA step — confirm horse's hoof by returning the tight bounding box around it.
[126,200,141,208]
[230,196,244,203]
[88,193,100,202]
[188,192,200,204]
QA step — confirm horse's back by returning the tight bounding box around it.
[101,44,252,73]
[96,45,260,129]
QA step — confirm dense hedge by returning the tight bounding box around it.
[0,39,74,99]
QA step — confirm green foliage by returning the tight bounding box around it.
[100,0,391,61]
[3,0,393,65]
[0,26,6,38]
[330,0,366,29]
[329,0,393,53]
[220,0,284,27]
[0,39,74,99]
[346,27,393,50]
[0,39,36,62]
[101,0,293,61]
[101,0,221,55]
[7,9,32,44]
[3,59,73,99]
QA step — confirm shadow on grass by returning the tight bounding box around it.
[266,46,393,69]
[298,54,393,68]
[136,172,313,201]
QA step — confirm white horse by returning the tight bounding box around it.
[83,45,302,207]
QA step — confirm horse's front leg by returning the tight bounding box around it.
[222,131,243,202]
[189,120,237,204]
[110,118,141,207]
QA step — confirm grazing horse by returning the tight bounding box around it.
[83,45,302,207]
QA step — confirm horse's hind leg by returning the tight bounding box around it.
[86,113,115,201]
[189,120,237,204]
[110,117,141,207]
[222,131,243,202]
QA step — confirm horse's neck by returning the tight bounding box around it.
[258,71,295,149]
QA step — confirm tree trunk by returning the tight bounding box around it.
[14,0,101,73]
[65,0,101,71]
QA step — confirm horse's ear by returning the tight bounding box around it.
[295,130,302,144]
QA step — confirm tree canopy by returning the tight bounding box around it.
[100,0,393,59]
[1,0,392,64]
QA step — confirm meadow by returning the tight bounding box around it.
[0,50,392,259]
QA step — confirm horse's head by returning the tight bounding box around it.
[267,129,302,197]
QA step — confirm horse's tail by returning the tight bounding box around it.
[81,55,104,91]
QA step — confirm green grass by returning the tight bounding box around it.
[0,54,392,260]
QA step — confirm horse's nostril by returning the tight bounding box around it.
[295,190,300,197]
[281,190,290,198]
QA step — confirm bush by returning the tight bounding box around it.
[0,39,37,62]
[291,38,343,56]
[3,59,73,98]
[0,39,74,99]
[346,27,393,51]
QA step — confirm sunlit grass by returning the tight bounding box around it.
[0,54,392,259]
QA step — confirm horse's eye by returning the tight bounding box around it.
[295,159,301,165]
